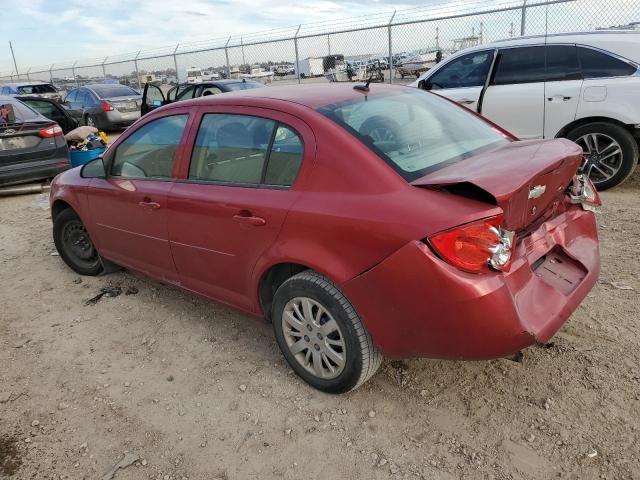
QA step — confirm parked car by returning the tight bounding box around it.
[49,84,600,393]
[0,95,69,186]
[412,30,640,190]
[141,79,265,115]
[0,81,64,103]
[64,84,142,130]
[16,96,80,134]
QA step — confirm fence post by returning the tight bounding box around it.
[225,37,231,79]
[102,57,108,79]
[520,0,528,36]
[26,67,31,81]
[72,61,78,87]
[327,34,331,55]
[49,64,54,83]
[294,25,301,85]
[388,11,396,84]
[134,51,141,90]
[173,44,180,82]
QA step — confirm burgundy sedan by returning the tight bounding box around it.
[50,84,600,393]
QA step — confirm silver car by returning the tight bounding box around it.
[64,84,142,131]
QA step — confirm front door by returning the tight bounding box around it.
[422,49,495,112]
[167,109,309,311]
[481,46,546,139]
[87,113,190,282]
[141,83,166,116]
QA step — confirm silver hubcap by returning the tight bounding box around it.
[87,116,95,127]
[281,297,346,379]
[575,133,623,183]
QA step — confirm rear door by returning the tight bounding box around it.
[86,110,191,282]
[481,46,546,139]
[543,45,583,139]
[421,49,495,111]
[167,107,311,311]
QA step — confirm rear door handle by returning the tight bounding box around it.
[233,213,266,226]
[138,200,161,210]
[458,98,476,105]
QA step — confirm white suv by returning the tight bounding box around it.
[412,31,640,189]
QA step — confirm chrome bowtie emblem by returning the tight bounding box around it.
[528,184,546,199]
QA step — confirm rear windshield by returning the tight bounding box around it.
[0,99,42,124]
[224,82,263,91]
[91,85,139,98]
[317,89,510,181]
[17,84,57,94]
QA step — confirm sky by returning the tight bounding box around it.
[1,0,433,74]
[1,0,637,76]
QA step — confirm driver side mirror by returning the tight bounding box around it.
[80,157,106,178]
[418,79,432,91]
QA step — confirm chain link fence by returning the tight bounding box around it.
[2,0,638,91]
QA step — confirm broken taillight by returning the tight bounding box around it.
[428,214,516,274]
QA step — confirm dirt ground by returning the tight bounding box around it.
[0,172,639,480]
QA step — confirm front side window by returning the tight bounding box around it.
[318,90,509,181]
[111,115,188,179]
[492,46,546,85]
[189,114,304,186]
[428,50,494,89]
[577,46,637,78]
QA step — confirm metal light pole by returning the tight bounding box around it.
[9,41,19,77]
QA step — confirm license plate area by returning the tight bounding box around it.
[532,247,587,295]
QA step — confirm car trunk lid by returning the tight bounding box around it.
[411,139,583,232]
[108,96,142,113]
[0,121,60,164]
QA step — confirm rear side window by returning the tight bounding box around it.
[65,90,78,102]
[189,114,303,186]
[428,50,494,89]
[112,115,188,179]
[492,46,546,85]
[577,47,637,78]
[545,45,580,81]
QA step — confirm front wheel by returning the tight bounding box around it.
[566,122,638,190]
[53,209,104,276]
[272,271,382,393]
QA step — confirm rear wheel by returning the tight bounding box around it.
[85,114,97,128]
[566,122,638,190]
[53,209,104,276]
[272,271,382,393]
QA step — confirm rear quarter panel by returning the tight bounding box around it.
[576,76,640,125]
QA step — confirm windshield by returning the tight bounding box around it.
[317,89,510,181]
[224,82,263,91]
[91,85,139,98]
[17,84,57,94]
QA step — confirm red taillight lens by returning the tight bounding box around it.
[39,124,64,138]
[100,101,114,112]
[428,215,515,274]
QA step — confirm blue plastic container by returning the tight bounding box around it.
[69,147,105,168]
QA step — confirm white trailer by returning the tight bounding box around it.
[295,58,324,78]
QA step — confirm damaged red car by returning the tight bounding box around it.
[49,84,600,393]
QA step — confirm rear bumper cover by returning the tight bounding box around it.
[342,206,599,359]
[0,157,70,187]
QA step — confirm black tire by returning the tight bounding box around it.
[53,209,104,276]
[566,122,638,190]
[85,114,97,129]
[272,271,382,393]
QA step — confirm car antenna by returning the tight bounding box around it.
[353,74,374,93]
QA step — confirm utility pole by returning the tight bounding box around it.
[9,41,19,77]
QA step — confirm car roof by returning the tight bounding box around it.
[170,82,410,110]
[1,81,51,88]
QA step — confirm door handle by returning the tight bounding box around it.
[547,95,572,102]
[458,98,476,105]
[233,213,266,226]
[138,200,161,209]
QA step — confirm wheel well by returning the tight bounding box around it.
[51,200,72,222]
[555,116,636,139]
[259,263,309,321]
